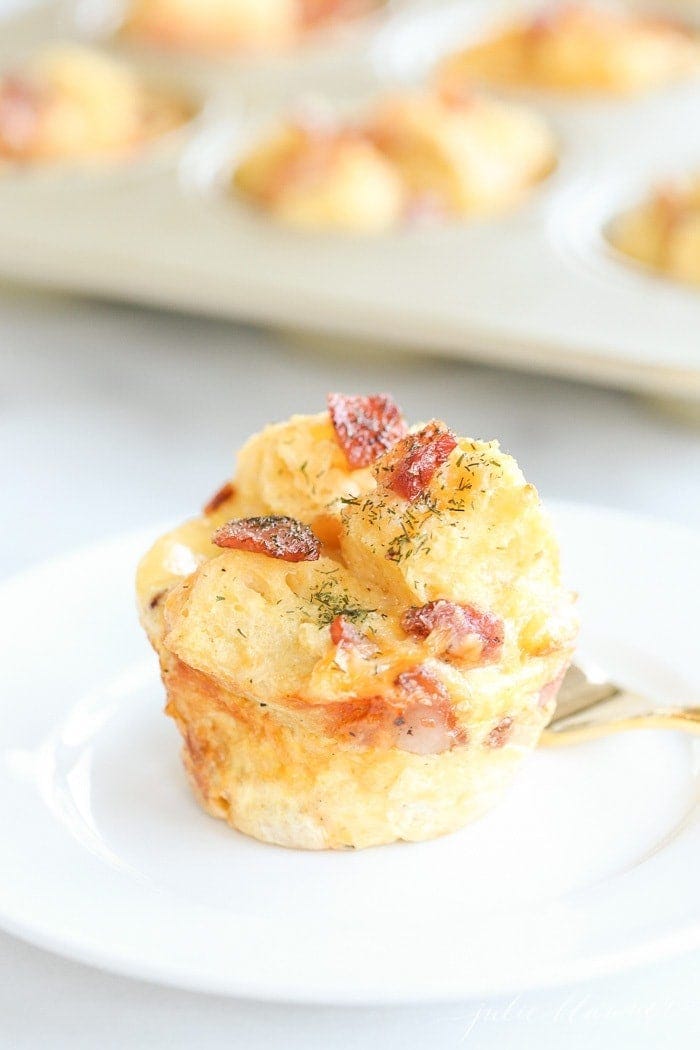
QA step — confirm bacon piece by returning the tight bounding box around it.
[299,0,375,29]
[394,665,448,703]
[485,716,514,749]
[0,76,42,158]
[401,600,504,665]
[320,666,467,753]
[380,421,457,502]
[203,481,235,516]
[329,615,377,656]
[212,515,320,562]
[299,0,343,27]
[392,665,468,754]
[329,615,378,671]
[327,392,408,469]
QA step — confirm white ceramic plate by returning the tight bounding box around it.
[0,502,699,1004]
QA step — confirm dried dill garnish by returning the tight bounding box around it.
[385,501,438,564]
[309,582,377,628]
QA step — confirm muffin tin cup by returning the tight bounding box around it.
[1,0,700,400]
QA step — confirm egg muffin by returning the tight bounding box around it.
[610,176,700,286]
[232,89,554,230]
[437,3,700,97]
[122,0,380,54]
[366,89,555,218]
[0,45,190,165]
[136,394,577,850]
[233,121,407,233]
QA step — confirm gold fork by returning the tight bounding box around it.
[540,662,700,747]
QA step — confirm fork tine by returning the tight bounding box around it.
[552,663,621,721]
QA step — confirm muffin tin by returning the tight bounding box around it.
[1,0,700,399]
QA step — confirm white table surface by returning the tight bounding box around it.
[1,280,700,1048]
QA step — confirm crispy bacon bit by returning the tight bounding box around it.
[401,600,504,665]
[212,515,320,562]
[299,0,343,27]
[485,716,514,749]
[381,421,457,502]
[320,665,467,754]
[329,616,378,670]
[393,665,468,754]
[299,0,375,29]
[329,615,377,654]
[203,481,235,516]
[327,392,408,469]
[329,694,391,746]
[0,76,42,158]
[394,665,448,703]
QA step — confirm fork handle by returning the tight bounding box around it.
[540,707,700,747]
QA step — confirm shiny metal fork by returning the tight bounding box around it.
[540,662,700,746]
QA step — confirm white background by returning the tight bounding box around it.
[1,0,700,1043]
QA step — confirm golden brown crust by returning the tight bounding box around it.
[162,649,564,849]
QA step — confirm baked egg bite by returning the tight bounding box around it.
[366,89,556,218]
[232,89,554,230]
[122,0,299,54]
[610,176,700,286]
[121,0,381,54]
[136,394,578,850]
[0,44,190,165]
[436,3,700,97]
[232,121,407,233]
